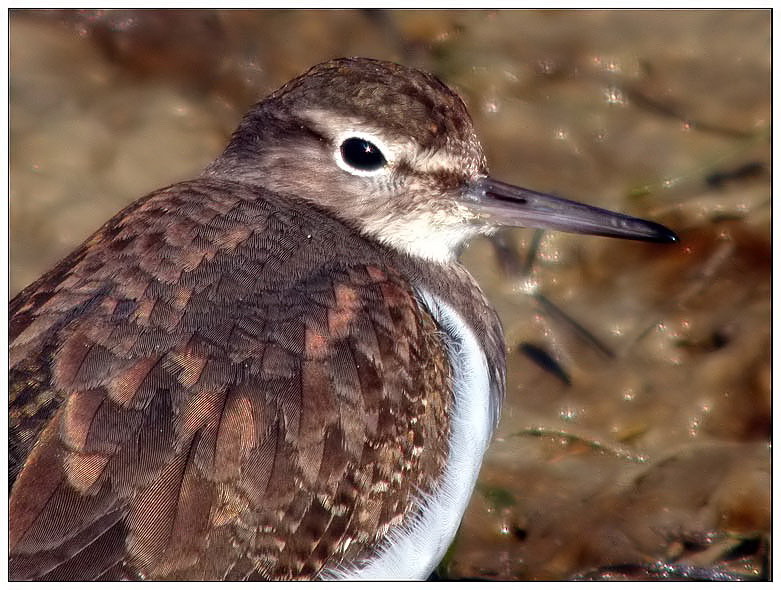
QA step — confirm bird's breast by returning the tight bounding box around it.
[325,288,495,580]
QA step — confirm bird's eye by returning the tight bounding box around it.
[339,137,387,172]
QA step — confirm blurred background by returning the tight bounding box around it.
[9,9,770,580]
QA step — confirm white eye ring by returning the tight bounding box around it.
[333,131,394,177]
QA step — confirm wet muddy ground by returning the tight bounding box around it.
[9,9,770,580]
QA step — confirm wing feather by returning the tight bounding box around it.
[10,180,453,580]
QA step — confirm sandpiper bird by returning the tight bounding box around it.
[10,57,676,581]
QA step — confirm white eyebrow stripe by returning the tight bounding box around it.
[301,107,481,179]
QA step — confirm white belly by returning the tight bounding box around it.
[323,289,495,580]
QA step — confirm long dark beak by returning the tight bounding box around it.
[465,177,678,243]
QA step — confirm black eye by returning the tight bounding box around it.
[340,137,387,171]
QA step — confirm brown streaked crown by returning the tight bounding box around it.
[232,57,482,157]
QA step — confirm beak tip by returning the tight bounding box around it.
[648,223,679,244]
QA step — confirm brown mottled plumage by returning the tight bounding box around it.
[9,58,674,581]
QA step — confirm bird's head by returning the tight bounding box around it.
[206,58,676,263]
